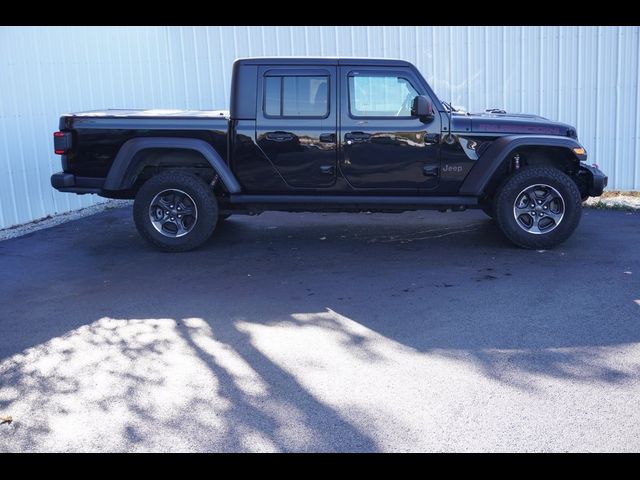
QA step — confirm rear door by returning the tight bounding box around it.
[338,66,441,191]
[256,66,337,188]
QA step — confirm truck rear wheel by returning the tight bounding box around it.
[494,166,582,249]
[133,171,218,252]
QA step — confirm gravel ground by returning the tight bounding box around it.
[0,205,639,452]
[584,192,640,210]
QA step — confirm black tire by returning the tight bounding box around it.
[494,166,582,249]
[134,171,218,252]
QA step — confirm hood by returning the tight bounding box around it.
[452,111,577,137]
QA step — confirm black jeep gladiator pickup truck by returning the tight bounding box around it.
[51,57,607,252]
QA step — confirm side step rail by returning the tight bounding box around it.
[229,194,478,207]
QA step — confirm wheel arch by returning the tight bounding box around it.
[459,135,586,198]
[103,137,241,194]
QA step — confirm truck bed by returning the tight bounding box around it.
[58,109,230,180]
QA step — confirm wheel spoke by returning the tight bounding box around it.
[543,209,562,222]
[159,219,175,234]
[541,194,556,209]
[178,205,195,216]
[157,197,172,210]
[174,192,185,209]
[539,190,553,204]
[529,216,543,234]
[172,218,188,236]
[174,194,194,215]
[515,194,530,210]
[528,191,539,205]
[519,214,533,231]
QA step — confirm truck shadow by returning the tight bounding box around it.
[0,207,638,451]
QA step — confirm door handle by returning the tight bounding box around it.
[265,131,295,142]
[319,133,336,143]
[423,166,439,177]
[344,132,371,144]
[320,165,335,175]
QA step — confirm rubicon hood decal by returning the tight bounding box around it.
[476,123,562,135]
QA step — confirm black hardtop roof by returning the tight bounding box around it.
[234,57,414,67]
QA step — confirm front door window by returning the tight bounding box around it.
[349,75,418,118]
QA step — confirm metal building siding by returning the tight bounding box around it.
[0,26,178,229]
[0,26,638,229]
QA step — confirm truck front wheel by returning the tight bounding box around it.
[494,166,582,249]
[133,171,218,252]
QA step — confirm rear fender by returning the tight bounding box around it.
[103,137,241,193]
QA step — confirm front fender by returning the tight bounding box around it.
[103,137,242,193]
[459,135,586,196]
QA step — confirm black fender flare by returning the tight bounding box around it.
[103,137,242,193]
[459,135,587,196]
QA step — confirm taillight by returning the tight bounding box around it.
[53,131,72,155]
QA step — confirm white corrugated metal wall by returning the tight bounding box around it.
[0,26,638,229]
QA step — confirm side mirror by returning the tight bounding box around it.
[411,95,434,122]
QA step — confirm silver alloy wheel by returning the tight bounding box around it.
[513,184,565,235]
[149,189,198,238]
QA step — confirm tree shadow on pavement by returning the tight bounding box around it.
[1,207,639,451]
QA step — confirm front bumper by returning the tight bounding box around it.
[51,172,103,194]
[581,164,608,197]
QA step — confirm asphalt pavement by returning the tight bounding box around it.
[0,206,638,452]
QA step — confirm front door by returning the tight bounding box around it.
[339,67,441,191]
[256,66,337,188]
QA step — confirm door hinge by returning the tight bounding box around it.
[424,133,440,144]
